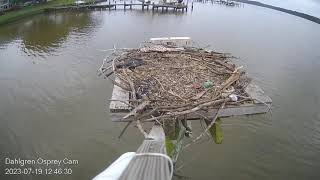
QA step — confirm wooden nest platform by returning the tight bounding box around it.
[96,38,272,180]
[99,40,271,123]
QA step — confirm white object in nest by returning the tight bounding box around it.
[140,45,183,52]
[229,94,238,102]
[150,37,192,47]
[222,86,235,97]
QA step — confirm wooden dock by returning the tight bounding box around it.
[45,1,189,12]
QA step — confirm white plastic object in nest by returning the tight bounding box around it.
[229,94,238,102]
[222,86,235,97]
[150,37,192,47]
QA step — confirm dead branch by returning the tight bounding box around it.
[136,120,148,138]
[122,68,137,101]
[122,100,150,120]
[143,98,226,122]
[183,99,228,150]
[118,121,132,139]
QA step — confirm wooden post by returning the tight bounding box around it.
[163,120,176,140]
[124,1,126,10]
[191,2,193,10]
[109,0,111,10]
[204,118,223,144]
[130,1,132,10]
[142,1,144,10]
[115,1,117,9]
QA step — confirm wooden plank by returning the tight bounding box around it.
[109,80,272,121]
[119,125,171,180]
[111,102,270,122]
[109,77,130,113]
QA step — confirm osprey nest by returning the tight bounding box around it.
[99,44,253,123]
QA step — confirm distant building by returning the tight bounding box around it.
[0,0,10,12]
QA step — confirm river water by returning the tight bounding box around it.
[260,0,320,18]
[0,2,320,180]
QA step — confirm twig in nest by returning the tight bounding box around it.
[112,57,117,72]
[104,71,114,78]
[219,68,241,91]
[136,120,148,138]
[109,99,135,108]
[154,77,187,102]
[122,68,137,101]
[165,98,226,117]
[118,121,132,139]
[106,77,130,91]
[143,98,226,122]
[157,95,222,110]
[122,100,150,120]
[98,64,112,76]
[136,107,158,120]
[99,48,134,52]
[190,90,208,100]
[98,58,108,73]
[237,95,272,112]
[226,97,251,105]
[212,59,235,72]
[183,99,228,150]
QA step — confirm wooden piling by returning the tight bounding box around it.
[44,1,190,13]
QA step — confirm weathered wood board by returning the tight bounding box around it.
[109,82,272,122]
[119,125,171,180]
[109,77,130,113]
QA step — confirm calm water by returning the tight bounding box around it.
[260,0,320,18]
[1,3,320,180]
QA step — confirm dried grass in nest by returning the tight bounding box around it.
[101,45,253,122]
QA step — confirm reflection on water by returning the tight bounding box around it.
[0,3,320,180]
[0,12,99,57]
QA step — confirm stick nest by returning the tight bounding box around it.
[100,44,253,121]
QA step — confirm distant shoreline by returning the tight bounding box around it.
[233,0,320,24]
[0,0,75,26]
